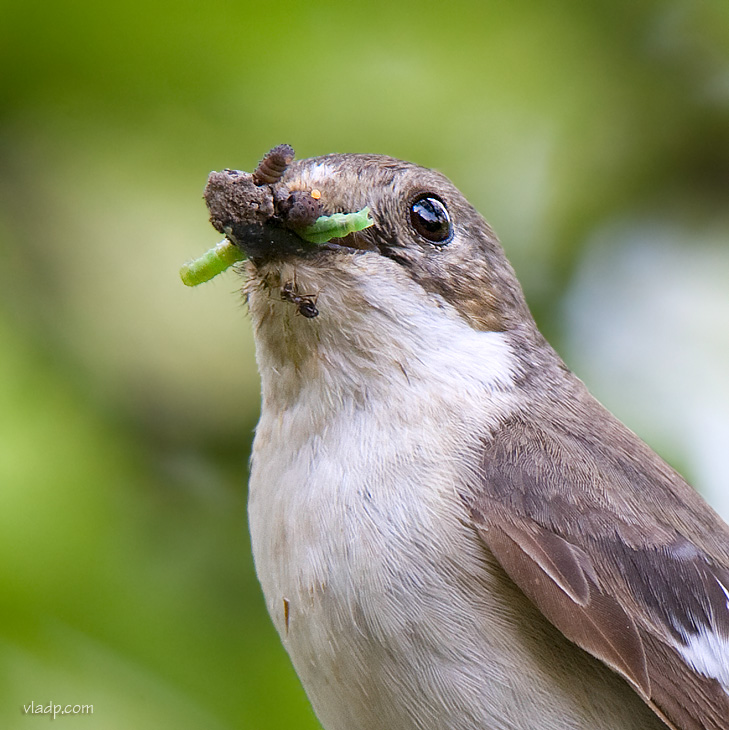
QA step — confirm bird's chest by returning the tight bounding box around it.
[245,391,668,730]
[247,398,486,728]
[248,398,471,627]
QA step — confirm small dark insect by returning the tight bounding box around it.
[280,190,323,228]
[281,281,319,319]
[252,144,295,185]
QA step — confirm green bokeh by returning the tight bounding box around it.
[1,1,728,728]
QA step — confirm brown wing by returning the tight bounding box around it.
[464,390,729,730]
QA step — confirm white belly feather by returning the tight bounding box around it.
[247,319,665,730]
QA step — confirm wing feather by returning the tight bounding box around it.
[465,390,729,730]
[481,521,651,698]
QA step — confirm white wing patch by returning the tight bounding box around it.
[678,577,729,693]
[679,630,729,692]
[718,576,729,610]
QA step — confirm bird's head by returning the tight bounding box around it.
[190,146,543,409]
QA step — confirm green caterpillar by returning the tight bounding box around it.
[180,208,374,287]
[180,239,246,287]
[297,207,374,245]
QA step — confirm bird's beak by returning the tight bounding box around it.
[203,168,315,262]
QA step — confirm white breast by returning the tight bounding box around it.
[245,256,665,730]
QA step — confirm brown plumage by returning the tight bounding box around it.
[469,377,729,730]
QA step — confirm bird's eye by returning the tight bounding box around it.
[409,195,452,244]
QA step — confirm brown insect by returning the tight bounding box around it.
[252,144,295,185]
[280,190,323,228]
[281,281,319,319]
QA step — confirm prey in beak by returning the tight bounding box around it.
[180,144,374,287]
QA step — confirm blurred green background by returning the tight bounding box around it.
[1,0,728,727]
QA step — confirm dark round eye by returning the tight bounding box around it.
[409,195,452,244]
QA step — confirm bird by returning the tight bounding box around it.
[196,146,729,730]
